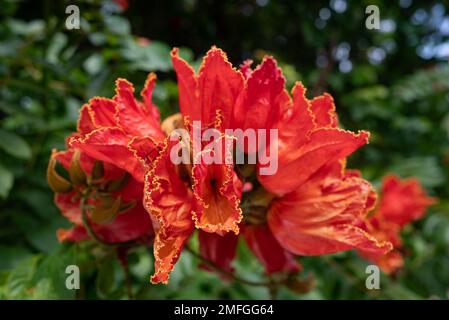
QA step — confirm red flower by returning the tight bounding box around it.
[49,73,164,244]
[49,149,153,243]
[255,82,391,259]
[49,46,400,286]
[142,47,296,283]
[167,48,389,278]
[359,174,436,274]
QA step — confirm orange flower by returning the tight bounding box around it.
[257,82,391,257]
[360,174,436,274]
[49,46,399,285]
[172,49,390,277]
[49,73,164,244]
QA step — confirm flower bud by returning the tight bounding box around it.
[69,149,87,186]
[47,156,72,193]
[91,196,122,224]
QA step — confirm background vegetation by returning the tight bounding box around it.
[1,0,449,299]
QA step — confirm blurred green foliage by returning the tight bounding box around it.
[0,0,449,300]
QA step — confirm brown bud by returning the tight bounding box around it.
[90,196,122,224]
[69,149,87,186]
[47,155,72,193]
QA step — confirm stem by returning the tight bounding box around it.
[117,249,134,300]
[268,280,278,300]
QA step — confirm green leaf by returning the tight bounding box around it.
[5,256,40,299]
[0,129,32,159]
[34,247,78,299]
[0,163,14,199]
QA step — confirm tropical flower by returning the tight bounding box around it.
[258,81,392,259]
[143,47,392,283]
[359,174,436,274]
[196,76,392,276]
[49,46,396,286]
[48,73,164,244]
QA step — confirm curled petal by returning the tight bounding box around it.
[150,208,194,284]
[310,93,338,128]
[129,136,163,168]
[276,82,315,147]
[88,98,119,128]
[233,56,288,132]
[77,104,96,135]
[77,98,119,136]
[68,127,145,183]
[141,73,161,123]
[243,224,300,274]
[144,139,194,284]
[197,47,244,128]
[114,78,164,140]
[259,128,370,196]
[171,48,200,121]
[268,166,392,256]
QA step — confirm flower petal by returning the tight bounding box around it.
[198,230,238,273]
[310,93,338,128]
[243,224,300,274]
[197,47,244,127]
[140,72,161,123]
[144,139,195,284]
[268,164,392,255]
[233,56,288,132]
[192,136,242,234]
[377,174,436,226]
[114,78,164,140]
[171,48,201,121]
[56,190,153,244]
[259,128,370,196]
[68,127,145,182]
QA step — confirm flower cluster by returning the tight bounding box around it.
[48,46,435,285]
